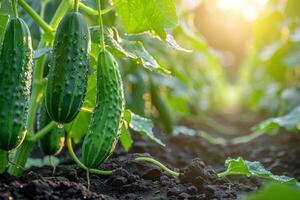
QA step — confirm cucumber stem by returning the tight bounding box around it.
[49,156,57,176]
[0,150,8,173]
[79,0,121,16]
[8,140,35,176]
[18,0,53,33]
[74,0,79,12]
[11,0,18,18]
[135,157,180,177]
[97,0,106,50]
[29,121,57,142]
[66,134,112,175]
[6,151,26,171]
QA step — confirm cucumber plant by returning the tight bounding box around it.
[0,0,181,181]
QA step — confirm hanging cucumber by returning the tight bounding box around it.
[0,18,33,151]
[38,102,65,156]
[82,50,125,168]
[131,70,146,116]
[150,80,174,133]
[45,12,90,124]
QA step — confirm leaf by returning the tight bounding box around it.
[242,182,300,200]
[254,106,300,133]
[112,0,178,39]
[124,109,165,147]
[173,126,227,145]
[218,157,300,187]
[0,14,9,47]
[90,26,168,73]
[33,47,52,59]
[120,122,133,152]
[121,39,170,74]
[89,26,134,58]
[166,34,192,52]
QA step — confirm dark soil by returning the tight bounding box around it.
[1,114,300,200]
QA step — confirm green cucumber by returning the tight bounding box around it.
[45,12,90,123]
[0,18,33,151]
[131,71,146,116]
[82,50,125,168]
[38,102,65,156]
[150,80,174,133]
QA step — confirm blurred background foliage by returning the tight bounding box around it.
[1,0,300,136]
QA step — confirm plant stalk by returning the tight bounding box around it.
[74,0,79,12]
[0,150,8,173]
[8,140,35,176]
[79,0,120,15]
[97,0,105,50]
[66,134,112,175]
[18,0,53,33]
[11,0,19,18]
[29,121,57,142]
[135,157,180,177]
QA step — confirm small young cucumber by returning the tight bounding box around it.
[82,50,125,168]
[38,102,65,156]
[0,18,33,151]
[150,80,174,133]
[46,12,90,123]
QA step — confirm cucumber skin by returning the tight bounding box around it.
[46,12,90,124]
[38,103,65,156]
[0,18,33,151]
[82,50,125,168]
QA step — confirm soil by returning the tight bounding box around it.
[1,113,300,200]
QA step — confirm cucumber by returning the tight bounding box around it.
[38,102,65,156]
[45,12,90,123]
[82,50,125,168]
[150,80,174,133]
[0,18,33,151]
[131,71,146,116]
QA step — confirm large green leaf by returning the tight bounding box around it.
[218,157,300,187]
[121,39,170,74]
[242,182,300,200]
[124,110,165,147]
[112,0,178,39]
[90,26,169,73]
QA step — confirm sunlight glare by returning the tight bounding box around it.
[216,0,268,21]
